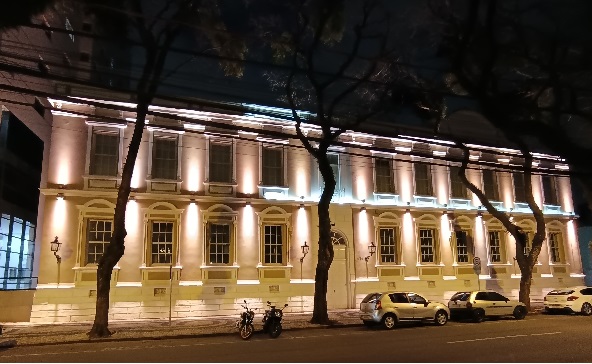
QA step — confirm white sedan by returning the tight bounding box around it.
[544,286,592,315]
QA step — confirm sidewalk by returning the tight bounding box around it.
[0,309,362,347]
[0,304,544,348]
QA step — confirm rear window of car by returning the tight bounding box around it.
[362,293,381,303]
[547,290,575,295]
[450,292,470,301]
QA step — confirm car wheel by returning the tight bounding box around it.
[434,310,448,326]
[581,302,592,316]
[513,306,527,320]
[472,308,485,323]
[382,314,397,330]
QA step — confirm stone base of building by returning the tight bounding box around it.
[10,274,585,324]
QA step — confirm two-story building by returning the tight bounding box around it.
[15,96,581,324]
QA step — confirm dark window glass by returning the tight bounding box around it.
[361,293,381,303]
[542,176,559,205]
[414,163,433,196]
[513,172,527,202]
[450,292,470,301]
[408,293,427,304]
[389,293,409,303]
[152,134,178,180]
[209,142,232,183]
[375,158,395,193]
[475,292,489,300]
[482,169,499,201]
[449,166,468,199]
[262,146,283,186]
[488,292,508,301]
[90,129,119,176]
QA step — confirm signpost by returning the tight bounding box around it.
[473,257,481,290]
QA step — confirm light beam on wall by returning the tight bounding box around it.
[358,209,370,248]
[242,205,255,239]
[296,206,309,245]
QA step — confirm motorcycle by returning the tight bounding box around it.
[262,301,288,338]
[236,300,255,340]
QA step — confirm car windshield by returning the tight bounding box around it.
[361,293,381,303]
[547,290,575,295]
[450,292,471,301]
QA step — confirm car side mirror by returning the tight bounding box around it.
[505,299,508,303]
[424,302,429,307]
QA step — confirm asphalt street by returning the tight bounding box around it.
[1,314,590,362]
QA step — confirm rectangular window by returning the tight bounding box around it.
[513,172,527,202]
[414,163,433,196]
[379,227,397,263]
[262,146,284,186]
[209,141,232,183]
[151,221,174,264]
[264,225,283,264]
[488,231,503,263]
[548,232,562,263]
[449,166,468,199]
[455,230,469,263]
[152,134,178,180]
[375,158,395,194]
[90,128,119,176]
[482,169,499,201]
[542,175,559,205]
[208,223,230,264]
[419,228,435,263]
[86,219,112,264]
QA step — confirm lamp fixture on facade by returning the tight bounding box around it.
[50,236,62,284]
[364,241,376,278]
[56,193,64,201]
[405,208,411,214]
[189,198,196,205]
[299,203,304,209]
[129,195,135,202]
[245,201,251,207]
[299,241,310,280]
[360,206,366,212]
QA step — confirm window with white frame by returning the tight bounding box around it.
[202,204,237,267]
[207,223,231,264]
[414,162,433,196]
[455,230,470,263]
[86,219,112,264]
[416,215,439,264]
[379,227,398,263]
[150,221,174,264]
[488,231,504,263]
[375,157,395,194]
[513,172,527,203]
[264,225,284,264]
[482,169,500,201]
[542,175,559,206]
[419,228,436,263]
[548,231,564,263]
[449,165,469,199]
[152,133,178,180]
[261,145,284,186]
[209,140,233,183]
[259,207,291,266]
[90,127,119,176]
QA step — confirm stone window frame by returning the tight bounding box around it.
[414,214,441,265]
[484,218,508,265]
[74,199,115,268]
[141,202,182,268]
[259,140,288,188]
[450,215,474,265]
[257,206,291,267]
[84,121,125,178]
[372,152,397,195]
[201,204,238,267]
[373,212,402,265]
[412,158,434,197]
[546,220,567,264]
[481,168,501,202]
[147,126,183,182]
[448,164,470,200]
[205,136,236,185]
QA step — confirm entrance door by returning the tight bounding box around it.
[327,230,348,309]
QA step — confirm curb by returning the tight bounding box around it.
[10,321,362,347]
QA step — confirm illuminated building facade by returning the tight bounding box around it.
[15,97,581,323]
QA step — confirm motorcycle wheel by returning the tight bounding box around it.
[269,322,282,338]
[239,324,254,340]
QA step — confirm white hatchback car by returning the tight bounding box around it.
[544,286,592,315]
[448,290,527,322]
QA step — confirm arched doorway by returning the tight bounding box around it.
[327,230,349,309]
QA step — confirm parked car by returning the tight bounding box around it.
[544,286,592,316]
[359,291,450,329]
[447,290,527,322]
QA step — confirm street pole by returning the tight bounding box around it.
[169,264,173,326]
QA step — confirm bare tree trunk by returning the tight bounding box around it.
[88,100,150,338]
[311,153,336,324]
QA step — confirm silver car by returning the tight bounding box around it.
[359,291,451,329]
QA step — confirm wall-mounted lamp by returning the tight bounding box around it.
[50,236,62,284]
[405,208,411,214]
[58,184,66,189]
[56,193,64,201]
[407,202,411,206]
[360,206,366,212]
[245,201,251,207]
[477,211,483,217]
[300,195,305,200]
[364,241,377,278]
[189,198,196,205]
[129,195,136,202]
[299,203,304,209]
[299,241,310,280]
[361,199,365,203]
